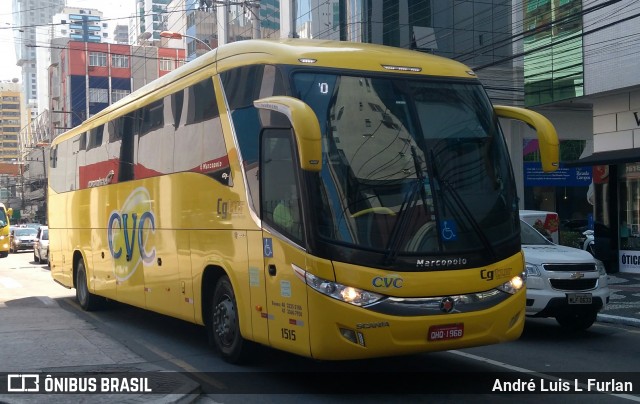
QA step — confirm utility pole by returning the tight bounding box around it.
[217,1,228,46]
[251,2,260,39]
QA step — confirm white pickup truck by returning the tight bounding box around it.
[520,216,610,331]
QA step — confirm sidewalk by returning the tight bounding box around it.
[0,295,200,403]
[598,271,640,327]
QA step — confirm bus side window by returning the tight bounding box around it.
[118,111,139,182]
[48,144,66,194]
[261,129,304,244]
[221,65,287,213]
[171,90,183,129]
[174,79,227,175]
[137,95,175,176]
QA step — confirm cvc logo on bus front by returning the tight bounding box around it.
[107,187,156,281]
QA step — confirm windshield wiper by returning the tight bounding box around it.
[383,145,429,265]
[428,150,497,260]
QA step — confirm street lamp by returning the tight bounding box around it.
[160,31,212,51]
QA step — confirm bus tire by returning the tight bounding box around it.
[75,259,102,311]
[209,275,251,364]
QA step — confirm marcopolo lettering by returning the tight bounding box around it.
[416,258,467,268]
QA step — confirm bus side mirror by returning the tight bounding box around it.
[7,208,13,217]
[494,105,560,173]
[253,96,322,172]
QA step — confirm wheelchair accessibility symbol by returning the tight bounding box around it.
[441,220,457,241]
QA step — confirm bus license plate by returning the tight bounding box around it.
[428,323,464,341]
[567,293,592,304]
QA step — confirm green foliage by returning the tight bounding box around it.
[559,230,583,249]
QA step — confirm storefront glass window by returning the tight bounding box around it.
[619,163,640,273]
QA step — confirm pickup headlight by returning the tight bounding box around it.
[595,259,607,276]
[525,263,541,277]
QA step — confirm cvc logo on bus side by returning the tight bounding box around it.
[107,187,156,281]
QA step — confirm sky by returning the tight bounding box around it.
[0,0,135,81]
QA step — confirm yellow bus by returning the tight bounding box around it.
[49,39,559,363]
[0,202,13,258]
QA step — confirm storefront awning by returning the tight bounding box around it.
[564,148,640,167]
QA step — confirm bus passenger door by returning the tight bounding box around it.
[260,129,311,357]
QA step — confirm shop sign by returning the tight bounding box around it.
[617,111,640,131]
[619,250,640,274]
[524,162,592,187]
[623,163,640,179]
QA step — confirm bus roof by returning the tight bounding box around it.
[53,39,477,146]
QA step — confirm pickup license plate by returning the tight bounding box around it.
[567,293,592,304]
[428,323,464,341]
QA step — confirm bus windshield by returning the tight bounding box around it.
[293,72,518,256]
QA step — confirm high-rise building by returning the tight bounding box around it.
[12,0,66,117]
[113,24,130,44]
[52,7,109,43]
[130,0,171,45]
[0,81,22,163]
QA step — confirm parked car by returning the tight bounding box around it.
[9,227,38,253]
[520,218,610,331]
[34,226,49,264]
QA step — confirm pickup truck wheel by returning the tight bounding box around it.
[555,311,597,331]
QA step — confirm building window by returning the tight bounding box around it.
[111,54,129,68]
[88,88,108,103]
[176,59,185,67]
[111,89,130,102]
[89,52,107,67]
[159,58,173,71]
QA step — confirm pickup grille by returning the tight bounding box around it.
[542,263,596,272]
[549,278,598,291]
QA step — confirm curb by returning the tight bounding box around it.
[597,313,640,327]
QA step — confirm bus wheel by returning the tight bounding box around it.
[209,276,250,363]
[75,259,102,311]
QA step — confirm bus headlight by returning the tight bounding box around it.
[497,275,525,295]
[302,271,385,307]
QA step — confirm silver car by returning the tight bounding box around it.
[34,226,49,264]
[10,227,37,253]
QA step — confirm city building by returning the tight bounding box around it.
[129,0,171,45]
[51,7,109,43]
[0,81,22,163]
[48,41,185,134]
[12,0,66,117]
[113,24,130,44]
[564,0,640,273]
[165,0,217,60]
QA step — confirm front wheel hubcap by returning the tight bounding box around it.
[213,297,236,347]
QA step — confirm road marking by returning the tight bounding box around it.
[0,276,21,289]
[450,350,640,401]
[37,296,57,306]
[142,344,227,390]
